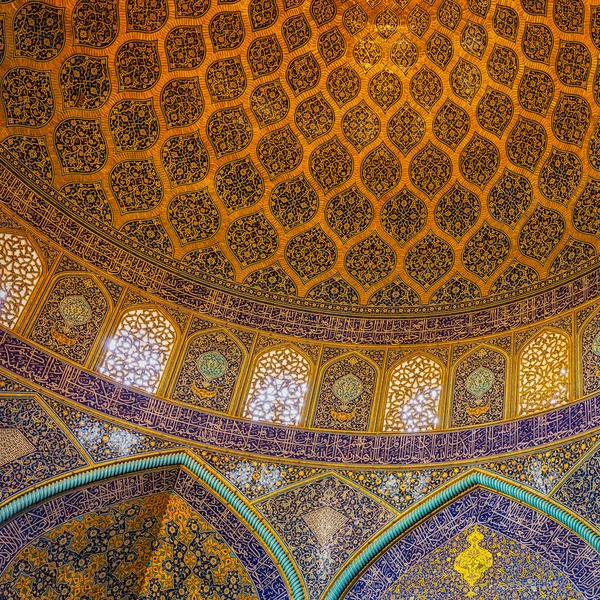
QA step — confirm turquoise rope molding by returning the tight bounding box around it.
[0,451,306,600]
[325,469,600,600]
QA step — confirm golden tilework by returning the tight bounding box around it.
[2,0,600,436]
[0,491,259,600]
[3,230,600,432]
[0,0,599,315]
[453,526,493,596]
[4,0,600,590]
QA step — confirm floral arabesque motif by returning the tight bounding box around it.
[384,354,443,432]
[98,308,176,393]
[244,346,310,425]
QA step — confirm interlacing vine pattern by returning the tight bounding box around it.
[384,355,443,433]
[0,232,42,328]
[244,347,310,426]
[98,308,175,393]
[518,330,570,416]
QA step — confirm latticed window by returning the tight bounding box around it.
[518,330,570,416]
[0,232,42,328]
[99,308,176,392]
[384,354,443,432]
[244,346,310,425]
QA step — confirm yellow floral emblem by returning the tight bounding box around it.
[453,526,493,597]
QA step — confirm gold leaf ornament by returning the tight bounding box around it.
[453,526,493,597]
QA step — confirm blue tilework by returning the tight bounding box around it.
[257,475,394,599]
[345,488,600,600]
[0,395,87,502]
[1,330,600,465]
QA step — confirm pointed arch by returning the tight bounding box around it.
[243,344,311,426]
[0,450,305,600]
[579,305,600,396]
[324,469,600,600]
[98,306,176,393]
[518,328,571,416]
[0,231,43,329]
[170,326,246,412]
[383,353,445,432]
[449,343,509,427]
[312,351,380,431]
[26,271,112,365]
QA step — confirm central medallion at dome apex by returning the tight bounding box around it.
[1,0,599,317]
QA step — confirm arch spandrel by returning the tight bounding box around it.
[0,454,303,600]
[0,490,261,600]
[334,475,600,600]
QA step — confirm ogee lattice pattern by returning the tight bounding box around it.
[0,0,599,314]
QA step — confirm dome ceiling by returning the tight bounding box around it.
[0,0,599,317]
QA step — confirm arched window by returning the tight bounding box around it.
[244,346,310,425]
[0,232,42,328]
[518,330,570,416]
[99,308,176,393]
[384,354,443,432]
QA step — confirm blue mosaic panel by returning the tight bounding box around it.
[312,354,377,431]
[256,474,394,599]
[172,330,244,412]
[381,524,585,598]
[582,310,600,396]
[346,488,600,600]
[451,346,506,427]
[0,395,87,502]
[47,398,178,462]
[28,275,109,365]
[483,434,599,495]
[553,444,600,524]
[342,467,467,512]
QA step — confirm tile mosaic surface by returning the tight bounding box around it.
[554,443,600,524]
[347,488,600,600]
[47,399,178,462]
[257,474,394,599]
[0,395,87,502]
[0,468,289,600]
[0,491,259,600]
[2,331,600,466]
[0,0,599,343]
